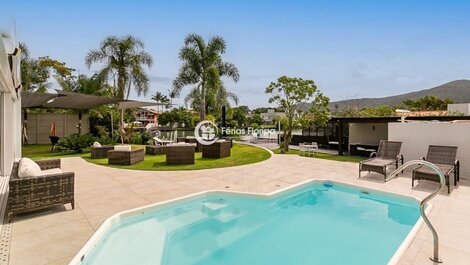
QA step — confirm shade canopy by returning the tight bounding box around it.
[22,90,170,111]
[22,90,120,109]
[21,91,58,108]
[117,100,167,110]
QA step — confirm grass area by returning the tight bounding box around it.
[22,144,91,160]
[23,143,272,171]
[272,148,364,163]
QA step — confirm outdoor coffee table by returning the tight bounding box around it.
[165,144,196,165]
[202,140,231,158]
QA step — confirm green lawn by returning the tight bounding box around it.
[23,143,272,171]
[22,144,91,160]
[272,148,363,163]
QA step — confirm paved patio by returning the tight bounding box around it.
[8,153,470,265]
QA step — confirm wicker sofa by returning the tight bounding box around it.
[108,148,145,165]
[145,145,168,155]
[90,145,115,159]
[8,159,74,221]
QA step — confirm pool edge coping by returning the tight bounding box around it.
[69,179,429,265]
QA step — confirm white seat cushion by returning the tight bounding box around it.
[40,168,64,176]
[114,145,131,151]
[92,142,102,147]
[18,158,42,178]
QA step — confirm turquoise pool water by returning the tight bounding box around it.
[80,182,420,265]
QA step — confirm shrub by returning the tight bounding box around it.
[57,134,95,153]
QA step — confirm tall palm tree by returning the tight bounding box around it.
[172,34,240,120]
[85,35,153,99]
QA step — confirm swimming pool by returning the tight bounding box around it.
[71,181,424,265]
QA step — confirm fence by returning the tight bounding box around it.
[24,113,89,144]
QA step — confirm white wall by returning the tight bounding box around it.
[389,122,470,179]
[349,123,388,146]
[448,103,470,115]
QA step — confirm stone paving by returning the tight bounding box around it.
[8,153,470,265]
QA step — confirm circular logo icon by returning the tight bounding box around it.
[194,120,219,145]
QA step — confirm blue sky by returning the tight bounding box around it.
[6,0,470,108]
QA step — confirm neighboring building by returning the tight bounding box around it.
[447,103,470,115]
[260,109,285,124]
[135,108,159,127]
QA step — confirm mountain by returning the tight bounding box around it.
[330,80,470,110]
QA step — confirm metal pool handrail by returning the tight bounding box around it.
[388,160,443,263]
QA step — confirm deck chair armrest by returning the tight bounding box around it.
[369,152,377,158]
[455,160,460,168]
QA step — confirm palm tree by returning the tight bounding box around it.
[151,91,171,112]
[172,34,240,120]
[85,35,153,99]
[184,83,238,115]
[55,74,112,96]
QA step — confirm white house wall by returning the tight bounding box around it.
[389,122,470,179]
[349,123,388,146]
[0,36,21,177]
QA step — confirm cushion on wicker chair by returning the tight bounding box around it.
[114,145,131,151]
[40,168,64,176]
[18,158,42,178]
[92,142,102,147]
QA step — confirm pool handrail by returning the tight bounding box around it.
[388,160,443,263]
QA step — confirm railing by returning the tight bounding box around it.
[388,160,444,263]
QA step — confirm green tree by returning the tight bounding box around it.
[402,95,454,111]
[20,42,74,92]
[171,34,240,120]
[55,74,114,119]
[157,107,194,128]
[266,76,330,152]
[85,35,153,99]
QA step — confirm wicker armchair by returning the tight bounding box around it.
[8,159,74,221]
[412,145,459,194]
[108,148,145,165]
[359,140,404,181]
[90,145,114,159]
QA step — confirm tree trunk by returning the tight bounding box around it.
[199,84,206,121]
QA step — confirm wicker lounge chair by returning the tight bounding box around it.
[202,140,231,158]
[108,148,144,165]
[8,159,74,221]
[90,145,114,159]
[153,137,173,146]
[359,140,404,181]
[412,145,459,194]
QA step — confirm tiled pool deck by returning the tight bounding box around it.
[8,153,470,265]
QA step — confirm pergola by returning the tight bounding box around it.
[329,115,470,155]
